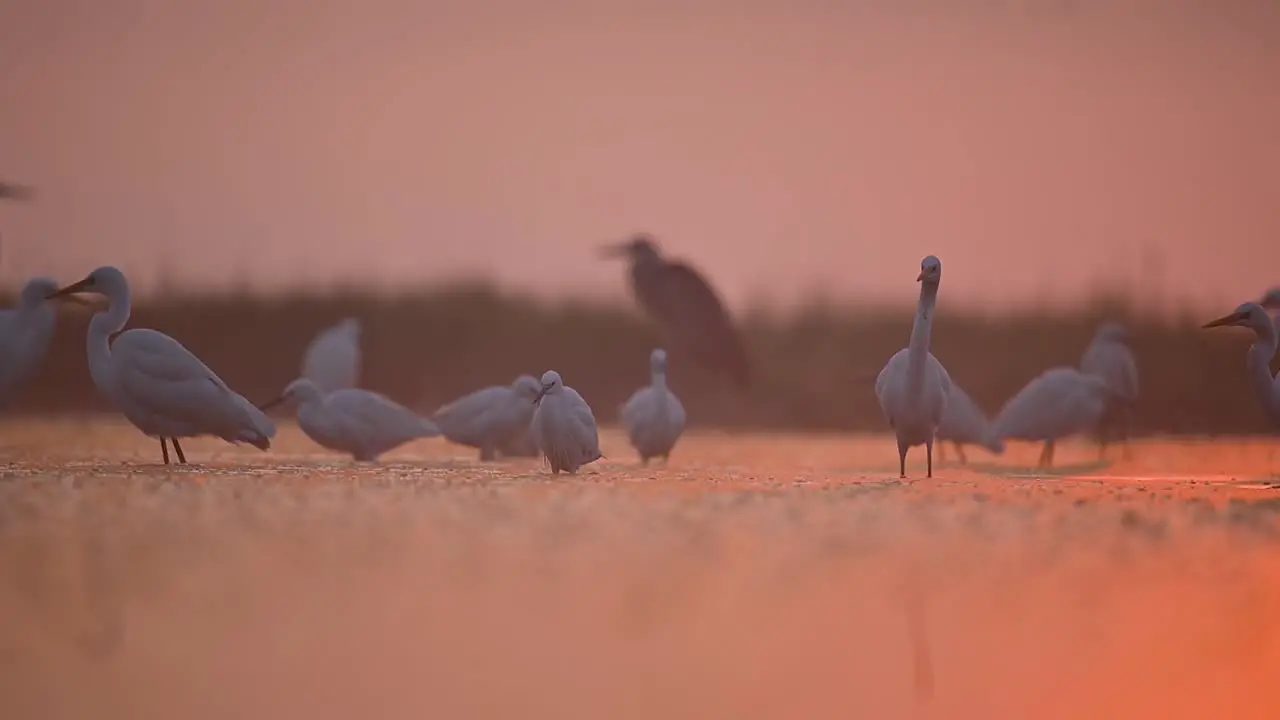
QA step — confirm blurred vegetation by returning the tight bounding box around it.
[1,282,1268,435]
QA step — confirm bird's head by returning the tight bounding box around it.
[917,255,942,285]
[1202,302,1272,333]
[47,266,127,301]
[599,233,662,264]
[258,378,323,412]
[1260,288,1280,310]
[649,348,668,376]
[1094,321,1130,344]
[534,370,563,404]
[512,374,542,400]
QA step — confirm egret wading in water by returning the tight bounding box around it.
[301,317,361,394]
[1079,321,1139,459]
[619,348,687,465]
[531,370,602,474]
[1203,303,1280,425]
[433,374,543,461]
[600,233,751,391]
[935,383,1004,464]
[875,256,953,479]
[0,277,88,408]
[992,367,1111,469]
[48,266,275,464]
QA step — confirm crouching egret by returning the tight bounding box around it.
[259,378,441,462]
[619,348,686,464]
[875,255,953,479]
[433,374,542,460]
[992,367,1110,469]
[48,266,275,464]
[1,277,89,408]
[530,370,602,474]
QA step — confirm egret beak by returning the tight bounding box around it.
[916,272,924,282]
[257,395,288,412]
[1202,311,1246,329]
[47,277,93,299]
[597,241,631,260]
[534,383,553,405]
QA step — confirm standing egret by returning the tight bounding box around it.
[875,256,953,479]
[1079,321,1139,458]
[301,317,361,394]
[1202,303,1280,424]
[992,367,1111,469]
[530,370,602,474]
[619,348,687,465]
[48,266,275,464]
[936,383,1004,464]
[600,233,750,390]
[433,374,543,460]
[259,378,441,462]
[0,278,87,408]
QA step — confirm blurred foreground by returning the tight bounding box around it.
[1,420,1279,719]
[2,284,1265,433]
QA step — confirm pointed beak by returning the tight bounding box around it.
[534,384,552,404]
[598,241,630,260]
[916,272,924,282]
[1202,311,1245,329]
[257,395,287,412]
[47,277,93,300]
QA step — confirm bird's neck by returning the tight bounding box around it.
[1247,328,1279,409]
[906,284,938,394]
[85,291,131,398]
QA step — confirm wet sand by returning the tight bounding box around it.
[1,418,1279,720]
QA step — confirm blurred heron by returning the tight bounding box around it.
[619,348,687,465]
[600,233,750,390]
[1079,321,1139,459]
[875,256,953,479]
[992,367,1110,469]
[935,382,1004,464]
[531,370,602,474]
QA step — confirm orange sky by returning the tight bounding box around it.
[1,0,1278,312]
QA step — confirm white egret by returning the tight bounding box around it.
[1079,321,1139,458]
[48,266,275,464]
[530,370,602,474]
[875,255,953,478]
[992,367,1111,469]
[0,277,87,408]
[301,317,361,394]
[259,378,441,462]
[601,234,751,390]
[1202,302,1280,424]
[619,348,687,464]
[936,383,1004,464]
[433,374,543,460]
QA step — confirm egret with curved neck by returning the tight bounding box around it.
[874,256,954,478]
[49,266,276,464]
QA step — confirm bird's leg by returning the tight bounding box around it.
[1120,407,1134,461]
[640,457,650,467]
[926,441,934,478]
[160,438,170,465]
[898,439,909,479]
[1045,440,1056,469]
[1037,442,1050,469]
[955,443,968,465]
[172,438,187,464]
[662,454,670,464]
[479,446,496,462]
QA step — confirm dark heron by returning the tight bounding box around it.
[0,181,35,201]
[600,233,751,390]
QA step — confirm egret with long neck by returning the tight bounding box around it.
[619,348,687,464]
[1203,302,1280,425]
[874,256,953,478]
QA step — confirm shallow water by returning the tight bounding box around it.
[1,419,1278,719]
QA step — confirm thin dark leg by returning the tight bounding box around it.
[1046,440,1056,468]
[955,443,968,465]
[1120,406,1134,460]
[926,441,934,478]
[160,437,170,465]
[1037,442,1050,468]
[898,439,908,479]
[479,446,496,461]
[172,438,187,464]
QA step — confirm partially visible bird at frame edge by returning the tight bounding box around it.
[600,233,751,391]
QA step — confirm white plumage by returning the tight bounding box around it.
[0,278,62,408]
[261,378,441,462]
[992,367,1111,468]
[50,266,275,464]
[619,348,686,464]
[530,370,602,474]
[301,317,361,394]
[1079,321,1139,457]
[433,374,543,460]
[1202,302,1280,425]
[875,255,953,478]
[936,382,1004,464]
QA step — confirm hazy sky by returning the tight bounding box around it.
[2,0,1278,311]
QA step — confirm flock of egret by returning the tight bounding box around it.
[0,222,1277,478]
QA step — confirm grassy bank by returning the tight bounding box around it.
[3,283,1261,435]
